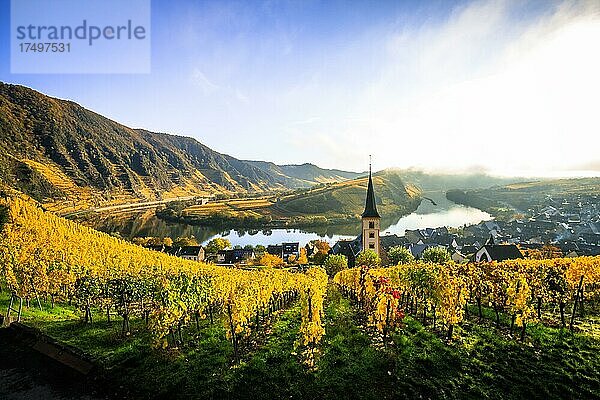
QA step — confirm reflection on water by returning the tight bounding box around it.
[382,192,491,236]
[89,191,491,247]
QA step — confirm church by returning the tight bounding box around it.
[330,161,382,267]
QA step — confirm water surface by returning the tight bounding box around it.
[92,191,491,247]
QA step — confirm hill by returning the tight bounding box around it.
[275,169,420,217]
[0,82,361,213]
[164,169,422,228]
[447,177,600,219]
[246,161,363,188]
[387,168,520,191]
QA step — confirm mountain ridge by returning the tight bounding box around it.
[0,82,361,213]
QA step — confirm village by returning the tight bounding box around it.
[140,168,600,269]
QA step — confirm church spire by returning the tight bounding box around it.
[362,155,380,218]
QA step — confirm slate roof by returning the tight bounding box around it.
[362,169,380,218]
[480,244,523,261]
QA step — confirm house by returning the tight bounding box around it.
[407,243,431,259]
[451,250,468,263]
[174,246,205,262]
[405,229,425,244]
[217,249,255,264]
[147,245,205,262]
[282,242,300,261]
[267,242,300,262]
[474,244,523,262]
[473,234,523,262]
[266,245,283,258]
[379,234,407,250]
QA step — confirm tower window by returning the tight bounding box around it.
[369,232,375,238]
[369,243,375,249]
[369,221,374,229]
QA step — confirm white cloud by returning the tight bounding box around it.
[191,68,220,94]
[287,0,600,176]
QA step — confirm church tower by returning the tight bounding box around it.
[361,157,380,256]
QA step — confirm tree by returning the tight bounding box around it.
[205,238,231,254]
[310,240,331,265]
[356,250,380,268]
[313,252,328,265]
[173,236,199,247]
[311,240,331,254]
[388,246,415,265]
[244,244,254,251]
[254,245,266,255]
[297,248,308,265]
[525,244,563,260]
[421,246,451,263]
[259,253,285,268]
[323,254,348,276]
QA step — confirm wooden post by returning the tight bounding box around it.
[569,275,584,332]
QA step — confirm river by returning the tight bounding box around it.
[90,191,491,247]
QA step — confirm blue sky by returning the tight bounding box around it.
[1,0,599,176]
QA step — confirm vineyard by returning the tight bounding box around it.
[334,257,600,343]
[0,197,327,362]
[1,196,600,399]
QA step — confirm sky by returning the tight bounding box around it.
[1,0,599,177]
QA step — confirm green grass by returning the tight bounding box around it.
[1,288,600,399]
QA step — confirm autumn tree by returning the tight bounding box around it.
[297,248,308,265]
[525,244,563,260]
[310,240,331,265]
[259,253,285,268]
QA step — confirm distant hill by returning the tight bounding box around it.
[0,82,361,212]
[160,169,422,228]
[447,177,600,220]
[388,168,520,191]
[246,161,363,188]
[275,169,421,218]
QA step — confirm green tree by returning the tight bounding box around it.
[204,238,231,254]
[421,246,451,263]
[323,254,348,276]
[356,250,380,268]
[388,246,415,265]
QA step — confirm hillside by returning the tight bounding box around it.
[387,168,520,191]
[447,177,600,219]
[276,169,420,217]
[246,161,363,187]
[0,82,361,213]
[163,169,422,228]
